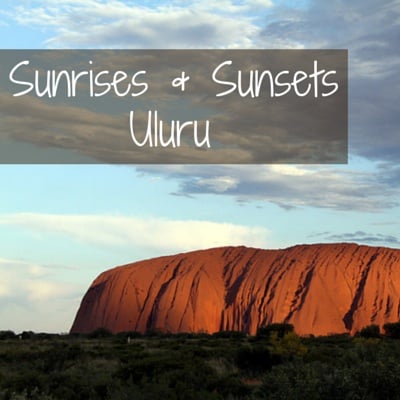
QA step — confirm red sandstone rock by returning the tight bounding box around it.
[70,244,400,336]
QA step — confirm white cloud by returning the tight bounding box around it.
[269,165,312,177]
[0,258,82,333]
[26,280,66,301]
[0,213,270,251]
[9,0,270,48]
[248,0,273,8]
[196,176,239,192]
[0,258,76,302]
[137,163,398,212]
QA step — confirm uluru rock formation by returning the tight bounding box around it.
[70,243,400,336]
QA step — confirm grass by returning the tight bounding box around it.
[0,327,400,399]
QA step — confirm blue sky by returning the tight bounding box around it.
[0,0,399,332]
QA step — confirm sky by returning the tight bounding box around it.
[0,0,399,333]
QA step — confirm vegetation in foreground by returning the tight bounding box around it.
[1,323,400,399]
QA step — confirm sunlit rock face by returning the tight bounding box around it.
[70,244,400,336]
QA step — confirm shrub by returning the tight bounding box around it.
[271,331,307,358]
[88,327,113,339]
[256,323,294,339]
[0,330,16,340]
[383,322,400,339]
[235,345,278,374]
[212,330,246,339]
[20,331,35,340]
[358,324,381,339]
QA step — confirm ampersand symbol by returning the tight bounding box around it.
[172,71,190,92]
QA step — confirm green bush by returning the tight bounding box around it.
[269,332,307,359]
[88,328,113,339]
[0,331,16,340]
[212,331,247,339]
[235,345,279,375]
[383,322,400,338]
[256,323,294,339]
[358,324,381,338]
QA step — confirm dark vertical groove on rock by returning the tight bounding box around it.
[342,252,378,330]
[285,264,315,322]
[146,259,184,331]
